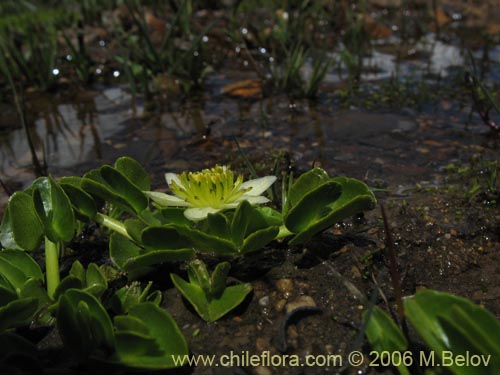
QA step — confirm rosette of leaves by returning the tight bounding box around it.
[57,288,188,369]
[171,260,252,322]
[145,200,281,257]
[110,281,162,314]
[54,260,108,300]
[283,168,376,245]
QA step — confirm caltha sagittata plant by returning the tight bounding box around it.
[144,165,277,221]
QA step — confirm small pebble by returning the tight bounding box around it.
[275,278,294,297]
[285,295,316,314]
[258,296,270,307]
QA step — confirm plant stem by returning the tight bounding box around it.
[276,225,293,240]
[95,213,131,240]
[45,237,60,299]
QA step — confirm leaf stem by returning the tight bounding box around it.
[45,237,60,299]
[95,213,131,240]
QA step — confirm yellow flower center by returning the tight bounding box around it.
[170,166,251,208]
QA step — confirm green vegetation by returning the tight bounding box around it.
[0,156,376,370]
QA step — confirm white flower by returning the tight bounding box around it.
[144,165,276,221]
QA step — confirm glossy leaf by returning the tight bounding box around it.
[33,176,76,243]
[286,177,376,245]
[285,167,330,213]
[81,169,135,214]
[2,192,43,251]
[100,165,148,214]
[404,290,500,375]
[60,183,97,220]
[114,157,151,191]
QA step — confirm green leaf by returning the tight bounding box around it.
[32,176,76,243]
[404,290,500,375]
[111,281,161,314]
[113,302,188,369]
[110,233,194,278]
[0,250,44,282]
[256,207,283,226]
[187,260,211,295]
[0,206,23,250]
[285,181,342,233]
[2,192,43,251]
[124,219,148,243]
[230,200,260,246]
[207,283,252,322]
[160,208,192,227]
[171,261,253,322]
[241,225,279,254]
[141,226,192,250]
[81,169,134,213]
[85,263,108,298]
[18,278,52,325]
[100,165,148,214]
[176,225,237,255]
[286,177,376,245]
[364,306,409,375]
[285,167,330,213]
[170,273,209,320]
[69,260,85,281]
[60,183,97,220]
[210,262,230,298]
[110,233,142,271]
[0,298,38,332]
[57,289,115,359]
[114,157,151,191]
[205,213,230,239]
[123,249,195,273]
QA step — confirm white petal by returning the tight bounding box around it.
[144,191,191,207]
[236,195,270,205]
[240,175,277,196]
[165,173,182,187]
[184,207,220,221]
